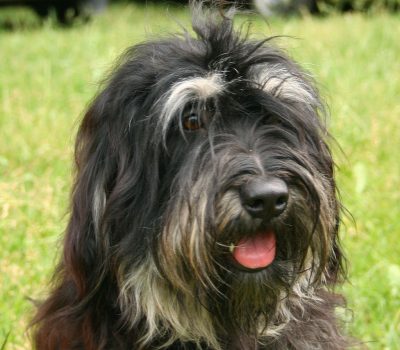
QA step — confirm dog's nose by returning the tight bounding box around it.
[240,178,288,219]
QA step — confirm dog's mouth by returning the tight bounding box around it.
[230,230,276,271]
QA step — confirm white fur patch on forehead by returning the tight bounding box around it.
[170,74,223,101]
[159,73,224,136]
[254,65,318,105]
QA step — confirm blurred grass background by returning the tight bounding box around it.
[0,2,399,349]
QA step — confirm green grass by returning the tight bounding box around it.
[1,4,399,349]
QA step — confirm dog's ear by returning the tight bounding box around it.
[326,208,346,285]
[32,83,150,349]
[70,87,143,261]
[66,89,119,282]
[317,139,346,285]
[70,71,165,264]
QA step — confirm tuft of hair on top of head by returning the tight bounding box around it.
[187,0,262,70]
[189,0,242,22]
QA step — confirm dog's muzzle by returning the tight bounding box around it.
[230,177,289,271]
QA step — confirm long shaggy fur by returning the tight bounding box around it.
[32,5,349,350]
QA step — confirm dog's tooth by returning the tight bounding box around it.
[229,243,235,253]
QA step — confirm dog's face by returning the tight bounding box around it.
[71,10,343,349]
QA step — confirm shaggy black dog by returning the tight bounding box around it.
[32,5,349,350]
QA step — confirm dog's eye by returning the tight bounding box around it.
[183,112,203,131]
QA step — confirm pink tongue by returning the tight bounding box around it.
[233,231,276,269]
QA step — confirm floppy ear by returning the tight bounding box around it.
[32,75,161,348]
[326,207,346,284]
[65,89,119,288]
[66,73,165,285]
[31,89,119,349]
[322,157,346,285]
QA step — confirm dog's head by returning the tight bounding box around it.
[69,7,344,349]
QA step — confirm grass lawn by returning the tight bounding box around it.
[0,3,399,349]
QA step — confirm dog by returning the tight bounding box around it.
[32,4,349,350]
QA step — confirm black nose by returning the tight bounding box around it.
[240,178,289,219]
